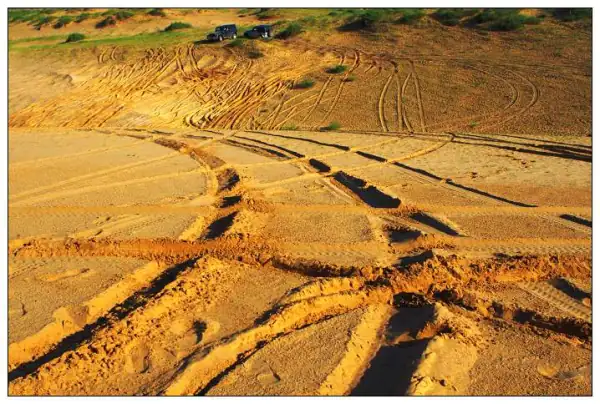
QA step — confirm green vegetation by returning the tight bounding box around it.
[470,9,541,31]
[53,15,73,29]
[114,10,134,21]
[552,8,591,22]
[281,124,299,130]
[65,33,85,43]
[395,9,425,25]
[276,22,303,39]
[294,78,315,89]
[344,74,357,82]
[323,121,342,131]
[326,65,347,74]
[256,8,279,20]
[75,13,92,23]
[148,8,166,17]
[34,15,56,30]
[164,22,192,32]
[96,16,116,29]
[432,9,478,26]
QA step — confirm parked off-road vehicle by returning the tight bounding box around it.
[244,25,272,39]
[207,24,237,42]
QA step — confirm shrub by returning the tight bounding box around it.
[75,13,91,23]
[53,15,73,29]
[276,22,303,39]
[344,75,356,82]
[148,8,166,17]
[432,9,477,26]
[326,65,347,74]
[96,16,116,29]
[552,8,591,22]
[114,10,134,21]
[488,13,528,31]
[164,22,192,32]
[323,121,342,131]
[294,78,315,89]
[282,124,298,130]
[65,32,85,43]
[395,9,425,24]
[256,8,278,20]
[33,15,55,29]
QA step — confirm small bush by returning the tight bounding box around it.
[282,124,298,130]
[323,121,342,131]
[75,13,91,23]
[488,13,528,31]
[344,75,356,82]
[294,78,315,89]
[114,10,134,21]
[395,9,425,25]
[164,22,192,32]
[326,65,347,74]
[148,8,166,17]
[65,32,85,43]
[96,16,116,29]
[53,15,73,29]
[256,8,278,20]
[433,9,477,26]
[276,22,303,39]
[33,15,56,29]
[552,8,591,22]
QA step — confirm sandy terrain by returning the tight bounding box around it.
[7,8,591,397]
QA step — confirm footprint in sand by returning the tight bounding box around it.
[125,343,151,374]
[171,319,220,358]
[8,299,26,318]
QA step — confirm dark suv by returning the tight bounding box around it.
[244,25,272,39]
[207,24,237,42]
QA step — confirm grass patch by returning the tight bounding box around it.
[326,64,347,74]
[276,22,303,39]
[53,15,73,29]
[344,74,357,82]
[322,121,342,131]
[148,8,166,17]
[164,22,192,32]
[282,124,299,130]
[294,78,315,89]
[65,32,85,43]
